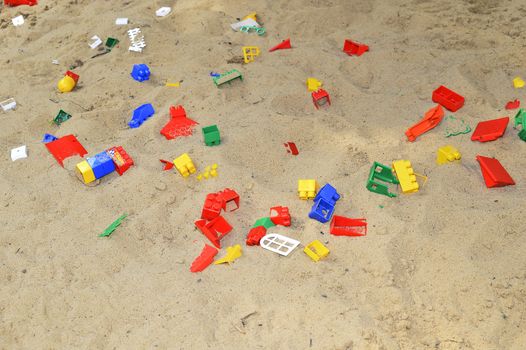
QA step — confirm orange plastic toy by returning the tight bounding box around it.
[405,105,444,142]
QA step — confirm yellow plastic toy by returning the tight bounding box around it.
[197,164,218,181]
[173,153,196,177]
[75,160,95,184]
[513,77,525,89]
[436,145,461,165]
[243,12,257,21]
[298,179,317,200]
[392,160,420,194]
[242,46,260,64]
[304,240,330,262]
[306,78,322,92]
[57,75,76,93]
[214,244,242,265]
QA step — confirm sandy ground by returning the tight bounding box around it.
[1,0,526,349]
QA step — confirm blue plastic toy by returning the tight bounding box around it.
[129,103,155,128]
[308,183,340,223]
[131,64,151,82]
[42,133,58,143]
[87,151,116,179]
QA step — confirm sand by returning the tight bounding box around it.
[1,0,525,349]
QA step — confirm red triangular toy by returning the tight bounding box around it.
[269,38,291,52]
[471,117,509,142]
[476,155,515,188]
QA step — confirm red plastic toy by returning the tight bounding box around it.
[343,39,369,56]
[159,159,174,171]
[107,146,133,175]
[190,244,218,273]
[218,188,240,212]
[405,104,444,142]
[476,156,515,188]
[4,0,37,6]
[284,142,299,155]
[195,216,232,248]
[432,86,465,112]
[330,216,367,237]
[246,226,267,246]
[505,99,520,110]
[45,134,88,167]
[269,38,291,52]
[471,117,509,142]
[160,105,198,140]
[269,206,291,226]
[201,193,224,221]
[65,70,80,83]
[312,89,331,109]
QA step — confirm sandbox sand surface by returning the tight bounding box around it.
[1,0,525,349]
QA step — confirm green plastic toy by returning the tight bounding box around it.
[514,109,526,128]
[366,162,399,198]
[240,25,266,36]
[212,69,243,87]
[99,214,128,237]
[105,37,119,49]
[202,125,221,146]
[444,115,471,137]
[252,217,276,229]
[53,109,71,126]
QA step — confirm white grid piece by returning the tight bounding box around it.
[260,234,300,257]
[128,28,146,52]
[11,145,27,161]
[89,35,102,49]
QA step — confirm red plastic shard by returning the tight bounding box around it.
[246,226,267,246]
[330,216,367,237]
[505,99,520,110]
[65,70,79,83]
[160,105,198,140]
[45,134,88,167]
[269,206,291,226]
[4,0,37,6]
[405,105,444,142]
[343,39,369,56]
[476,156,515,188]
[107,146,134,175]
[284,142,299,155]
[269,38,291,52]
[159,159,174,171]
[201,193,225,220]
[471,117,509,142]
[432,86,465,112]
[218,188,240,212]
[312,89,331,109]
[190,244,218,273]
[195,216,232,248]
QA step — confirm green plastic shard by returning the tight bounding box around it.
[212,69,243,87]
[514,108,526,128]
[445,115,471,137]
[519,129,526,142]
[99,214,128,237]
[366,162,398,198]
[53,109,71,126]
[105,37,119,48]
[240,25,266,36]
[252,217,276,229]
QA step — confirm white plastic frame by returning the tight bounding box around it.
[260,233,300,257]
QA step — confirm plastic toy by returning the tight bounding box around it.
[76,146,133,184]
[432,86,465,112]
[270,206,291,226]
[156,7,171,17]
[127,28,145,52]
[190,244,218,273]
[343,39,369,56]
[260,234,300,257]
[392,160,421,194]
[173,153,196,177]
[284,142,299,155]
[45,134,88,167]
[366,162,399,197]
[197,164,218,181]
[212,69,243,87]
[252,217,276,229]
[201,125,221,146]
[306,78,322,92]
[130,64,150,82]
[129,103,155,128]
[444,115,471,137]
[12,15,24,26]
[312,89,331,109]
[514,109,526,141]
[4,0,37,6]
[506,99,520,110]
[195,216,232,248]
[298,179,317,200]
[476,156,515,188]
[160,159,174,171]
[242,46,260,63]
[513,77,525,89]
[471,117,509,142]
[219,188,240,211]
[87,151,116,179]
[57,71,79,93]
[42,134,58,143]
[231,18,260,31]
[107,146,134,175]
[240,25,266,36]
[99,214,127,237]
[214,245,242,265]
[246,226,267,246]
[436,145,461,165]
[0,98,16,111]
[89,35,102,49]
[243,12,257,21]
[11,145,27,161]
[53,109,71,126]
[269,38,291,52]
[116,18,128,25]
[304,240,330,262]
[405,105,444,142]
[160,105,198,140]
[76,160,96,183]
[105,37,119,48]
[519,130,526,142]
[330,216,367,236]
[201,193,224,220]
[309,183,340,223]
